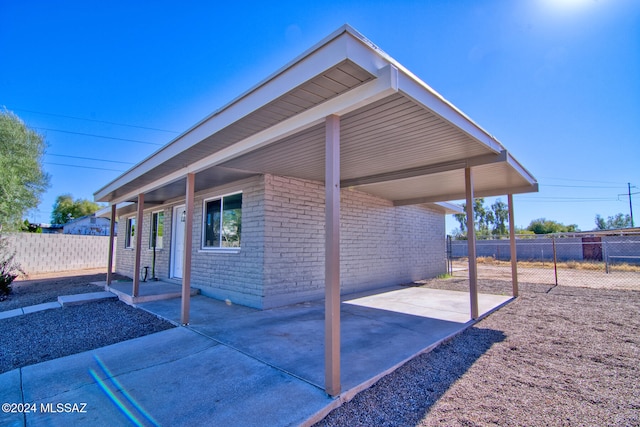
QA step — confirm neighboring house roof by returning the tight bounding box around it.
[94,24,537,211]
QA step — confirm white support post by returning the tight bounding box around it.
[465,167,479,319]
[107,204,116,285]
[508,194,519,297]
[132,193,144,297]
[181,173,195,325]
[325,114,341,397]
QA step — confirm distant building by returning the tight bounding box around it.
[39,223,64,234]
[63,214,115,236]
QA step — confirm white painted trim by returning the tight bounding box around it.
[397,71,503,154]
[201,191,243,250]
[170,205,186,279]
[148,209,165,250]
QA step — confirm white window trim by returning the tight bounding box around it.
[124,216,136,249]
[201,191,243,252]
[149,210,165,251]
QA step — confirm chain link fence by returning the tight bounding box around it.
[447,232,640,292]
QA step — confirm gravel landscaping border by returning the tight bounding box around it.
[1,271,129,312]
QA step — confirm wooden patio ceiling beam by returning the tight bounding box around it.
[392,183,539,206]
[341,150,507,188]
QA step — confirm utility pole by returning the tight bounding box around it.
[629,183,635,228]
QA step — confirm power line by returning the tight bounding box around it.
[8,107,180,133]
[543,184,623,189]
[539,176,627,185]
[46,153,135,165]
[44,162,126,172]
[34,127,164,146]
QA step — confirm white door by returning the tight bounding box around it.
[171,205,186,279]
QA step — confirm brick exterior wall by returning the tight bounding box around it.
[115,174,446,309]
[6,233,115,274]
[263,175,445,308]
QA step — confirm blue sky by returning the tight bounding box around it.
[1,0,638,232]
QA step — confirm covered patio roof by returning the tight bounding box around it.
[94,24,537,208]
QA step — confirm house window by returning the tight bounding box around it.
[203,193,242,248]
[125,217,136,248]
[150,211,164,249]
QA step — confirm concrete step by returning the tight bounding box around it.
[58,291,118,307]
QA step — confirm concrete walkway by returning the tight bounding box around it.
[0,286,511,426]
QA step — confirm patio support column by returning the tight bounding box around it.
[181,173,195,325]
[107,204,116,285]
[508,194,519,297]
[325,114,341,397]
[465,167,479,319]
[132,193,144,297]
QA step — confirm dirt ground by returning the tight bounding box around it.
[317,279,640,426]
[452,260,640,291]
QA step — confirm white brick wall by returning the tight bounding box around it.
[114,173,445,309]
[263,175,445,308]
[6,233,115,274]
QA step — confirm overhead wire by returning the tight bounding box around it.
[46,153,135,165]
[8,107,180,133]
[34,127,164,146]
[44,162,126,172]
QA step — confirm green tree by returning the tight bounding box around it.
[490,199,509,236]
[527,218,578,234]
[453,198,510,238]
[595,213,632,230]
[51,194,102,224]
[0,109,50,231]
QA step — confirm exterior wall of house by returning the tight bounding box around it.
[115,176,266,308]
[114,173,446,309]
[262,174,446,308]
[188,176,265,308]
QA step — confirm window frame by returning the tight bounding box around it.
[149,210,165,250]
[125,217,136,249]
[201,191,243,252]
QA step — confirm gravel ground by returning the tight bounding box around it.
[316,280,640,427]
[1,271,129,311]
[0,273,174,374]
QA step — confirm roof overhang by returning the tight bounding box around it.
[94,24,537,208]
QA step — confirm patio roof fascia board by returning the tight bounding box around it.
[103,65,400,205]
[94,27,389,203]
[432,202,464,214]
[505,151,537,186]
[341,150,508,188]
[392,182,540,206]
[396,71,504,155]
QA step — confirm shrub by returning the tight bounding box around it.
[0,233,24,300]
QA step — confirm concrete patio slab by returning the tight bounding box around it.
[139,286,512,394]
[3,286,512,426]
